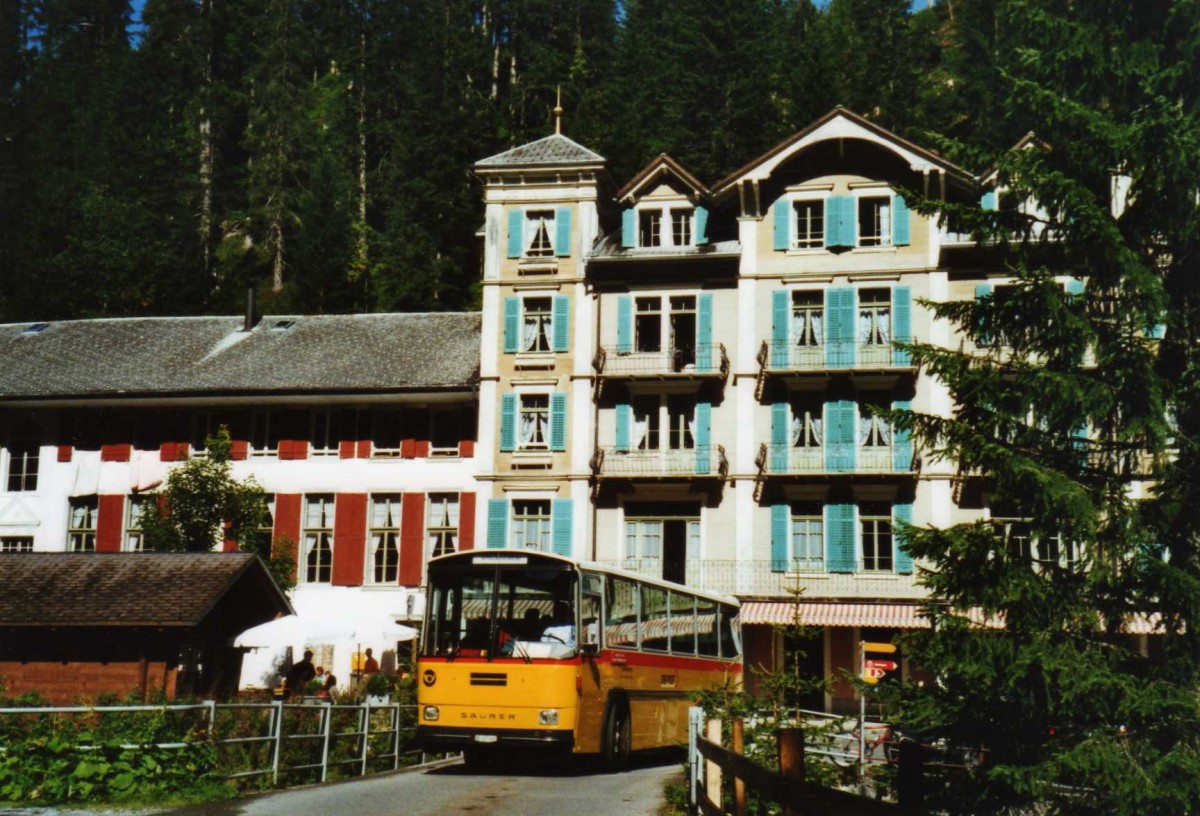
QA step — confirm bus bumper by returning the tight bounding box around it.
[417,726,574,751]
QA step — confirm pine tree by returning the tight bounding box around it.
[886,2,1200,813]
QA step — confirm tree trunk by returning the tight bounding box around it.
[198,0,214,285]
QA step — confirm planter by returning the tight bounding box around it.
[366,694,392,706]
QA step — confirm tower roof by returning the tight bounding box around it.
[475,133,605,169]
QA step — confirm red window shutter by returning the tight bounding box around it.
[272,494,303,577]
[159,442,184,462]
[338,441,357,459]
[230,441,250,461]
[459,440,475,458]
[399,492,426,586]
[222,520,237,552]
[100,444,132,462]
[57,445,73,463]
[96,495,125,552]
[331,493,368,586]
[458,492,476,551]
[400,438,416,459]
[414,440,430,458]
[356,440,372,458]
[279,440,309,460]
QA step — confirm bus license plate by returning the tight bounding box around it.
[474,735,498,743]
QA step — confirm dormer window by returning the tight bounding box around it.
[671,209,692,245]
[636,205,693,248]
[793,200,825,248]
[524,210,556,257]
[639,210,662,247]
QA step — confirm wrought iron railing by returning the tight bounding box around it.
[596,558,926,599]
[593,343,730,380]
[756,339,914,372]
[591,445,729,478]
[755,443,915,475]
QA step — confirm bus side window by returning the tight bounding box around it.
[606,577,639,649]
[696,597,719,657]
[669,591,696,656]
[641,586,669,653]
[719,606,740,659]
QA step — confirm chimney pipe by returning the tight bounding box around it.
[243,287,258,331]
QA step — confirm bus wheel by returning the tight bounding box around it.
[602,700,631,772]
[462,747,491,770]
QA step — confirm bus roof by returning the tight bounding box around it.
[427,549,741,608]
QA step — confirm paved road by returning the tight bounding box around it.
[57,751,682,816]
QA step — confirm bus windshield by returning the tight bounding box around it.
[424,562,578,661]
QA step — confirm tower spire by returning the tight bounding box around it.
[554,85,564,135]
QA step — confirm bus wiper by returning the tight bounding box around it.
[446,642,463,662]
[513,640,533,664]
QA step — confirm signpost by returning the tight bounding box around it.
[859,641,900,776]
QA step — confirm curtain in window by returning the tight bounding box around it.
[634,413,649,449]
[520,412,536,445]
[794,310,824,345]
[522,315,538,351]
[791,414,803,446]
[537,411,550,445]
[793,310,806,345]
[859,414,892,446]
[810,412,824,445]
[859,308,891,344]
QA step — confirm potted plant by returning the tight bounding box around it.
[364,673,392,705]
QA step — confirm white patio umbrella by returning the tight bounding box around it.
[233,613,416,649]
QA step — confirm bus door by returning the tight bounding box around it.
[575,571,605,752]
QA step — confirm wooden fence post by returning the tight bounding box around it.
[705,718,723,811]
[732,719,746,816]
[898,738,924,807]
[778,728,805,816]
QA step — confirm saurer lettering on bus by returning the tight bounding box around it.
[461,712,519,721]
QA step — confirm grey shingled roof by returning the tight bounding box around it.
[0,553,293,627]
[476,134,605,167]
[0,313,481,400]
[589,232,742,260]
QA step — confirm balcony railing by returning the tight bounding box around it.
[757,339,914,372]
[591,445,728,479]
[594,343,730,380]
[598,558,925,600]
[755,443,915,475]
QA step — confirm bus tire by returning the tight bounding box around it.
[602,699,631,772]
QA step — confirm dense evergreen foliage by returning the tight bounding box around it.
[1,0,1027,321]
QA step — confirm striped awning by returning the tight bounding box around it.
[739,601,932,629]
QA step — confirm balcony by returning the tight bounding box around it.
[755,443,915,476]
[757,339,916,374]
[599,558,925,600]
[593,343,729,392]
[590,445,729,480]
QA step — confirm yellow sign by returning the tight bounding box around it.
[862,642,897,654]
[861,673,880,685]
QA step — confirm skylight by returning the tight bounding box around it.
[21,323,49,335]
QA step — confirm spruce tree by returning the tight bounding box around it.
[887,2,1200,813]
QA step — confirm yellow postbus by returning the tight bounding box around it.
[416,550,741,769]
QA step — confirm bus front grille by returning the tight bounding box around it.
[470,672,508,686]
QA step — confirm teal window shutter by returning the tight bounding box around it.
[615,404,631,452]
[825,504,857,572]
[980,191,998,211]
[550,392,567,451]
[771,289,789,367]
[892,400,913,471]
[503,297,520,353]
[551,499,573,556]
[555,206,572,257]
[975,283,993,346]
[771,504,790,572]
[1066,279,1084,297]
[825,288,855,368]
[616,295,633,353]
[622,209,636,248]
[893,503,914,573]
[507,209,524,258]
[697,293,713,372]
[695,206,709,243]
[552,296,570,352]
[487,499,509,548]
[773,199,790,250]
[1150,322,1166,340]
[892,286,912,366]
[500,393,517,451]
[694,402,712,475]
[827,197,855,248]
[771,403,789,472]
[825,401,856,472]
[892,195,910,246]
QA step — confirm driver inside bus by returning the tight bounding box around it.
[541,601,576,647]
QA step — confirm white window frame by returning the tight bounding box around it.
[250,411,279,457]
[516,393,551,451]
[67,497,97,552]
[519,296,554,353]
[5,437,39,493]
[524,210,556,258]
[791,504,824,571]
[367,494,401,585]
[859,506,894,572]
[629,394,696,452]
[0,536,33,552]
[310,409,343,457]
[426,493,459,560]
[855,192,893,248]
[124,495,147,552]
[635,203,695,249]
[511,499,552,552]
[632,291,699,362]
[792,196,826,249]
[302,494,335,584]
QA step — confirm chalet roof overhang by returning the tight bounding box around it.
[711,107,976,200]
[0,384,478,410]
[616,153,710,204]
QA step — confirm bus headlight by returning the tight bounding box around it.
[538,709,559,726]
[423,706,440,721]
